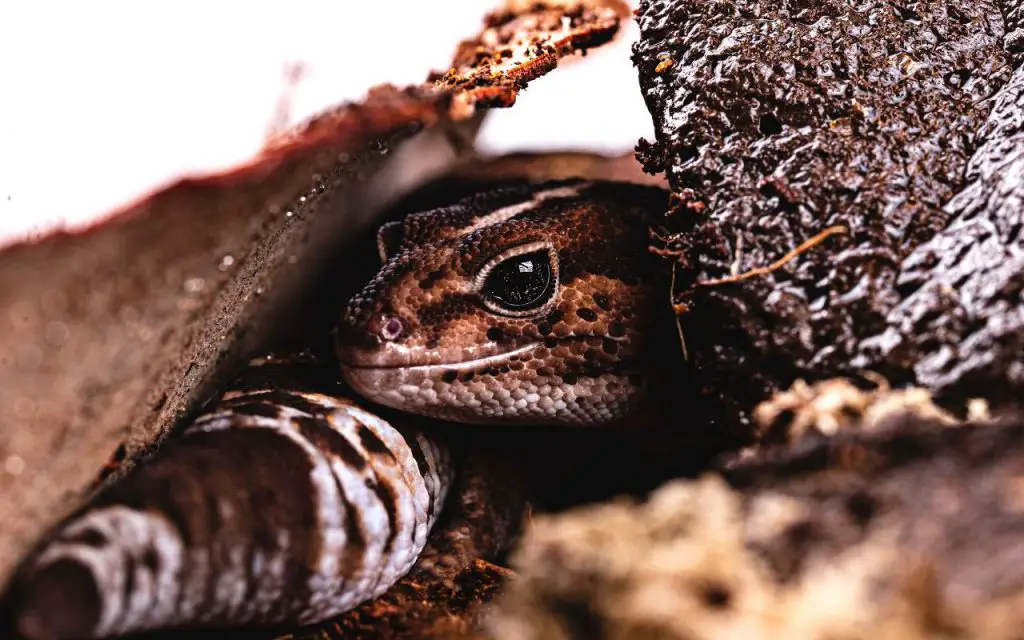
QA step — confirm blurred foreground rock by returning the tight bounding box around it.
[493,408,1024,640]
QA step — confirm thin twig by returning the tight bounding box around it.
[696,225,847,289]
[670,262,689,360]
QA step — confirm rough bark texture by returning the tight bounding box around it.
[633,0,1010,440]
[856,0,1024,402]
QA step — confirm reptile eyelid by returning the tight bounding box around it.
[473,241,560,318]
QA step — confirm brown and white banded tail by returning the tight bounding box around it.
[11,384,451,639]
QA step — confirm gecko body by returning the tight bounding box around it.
[10,180,669,638]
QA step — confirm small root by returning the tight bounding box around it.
[695,225,847,289]
[473,559,518,581]
[661,225,846,363]
[671,263,689,360]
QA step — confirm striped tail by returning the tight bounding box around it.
[10,358,452,639]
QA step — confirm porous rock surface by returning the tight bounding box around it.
[634,0,1011,437]
[856,1,1024,402]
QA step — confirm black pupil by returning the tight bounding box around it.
[484,250,553,310]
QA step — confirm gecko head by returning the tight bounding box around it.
[336,180,671,426]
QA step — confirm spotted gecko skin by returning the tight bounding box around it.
[9,180,670,639]
[338,180,672,426]
[10,356,451,639]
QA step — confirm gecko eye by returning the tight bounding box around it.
[481,248,556,315]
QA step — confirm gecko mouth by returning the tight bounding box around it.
[341,342,541,374]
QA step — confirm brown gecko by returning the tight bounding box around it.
[6,180,671,638]
[338,179,672,426]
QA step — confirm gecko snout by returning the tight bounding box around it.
[335,311,407,371]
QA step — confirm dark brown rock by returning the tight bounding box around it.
[856,0,1024,403]
[634,0,1011,439]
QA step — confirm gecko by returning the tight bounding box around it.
[6,179,671,638]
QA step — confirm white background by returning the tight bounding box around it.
[0,2,651,245]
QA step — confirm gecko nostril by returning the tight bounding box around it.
[379,316,404,342]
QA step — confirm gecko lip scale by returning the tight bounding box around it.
[342,342,541,373]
